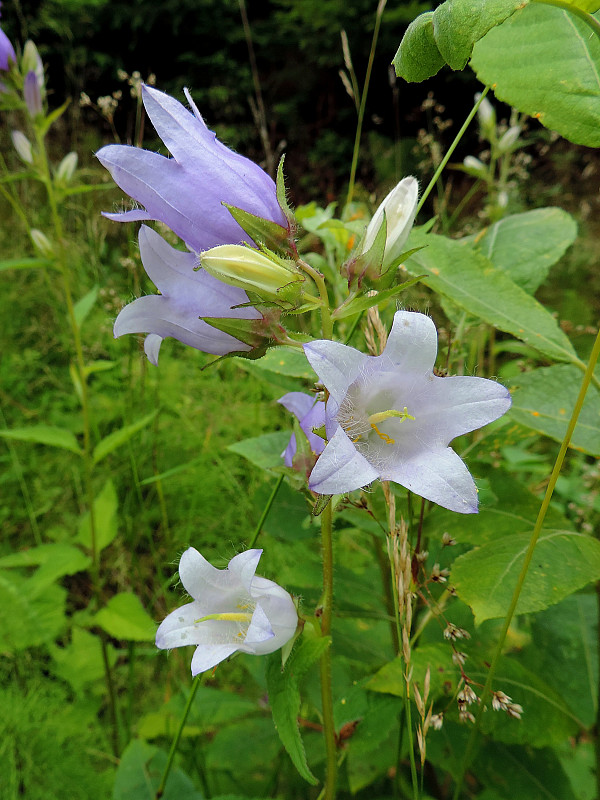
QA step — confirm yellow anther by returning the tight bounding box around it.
[371,423,395,444]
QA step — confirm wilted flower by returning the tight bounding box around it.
[303,311,511,513]
[278,391,326,467]
[97,85,287,253]
[361,176,418,267]
[114,225,262,365]
[156,547,298,675]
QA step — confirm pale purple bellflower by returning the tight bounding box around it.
[278,391,326,467]
[114,225,261,364]
[156,547,298,675]
[24,69,42,116]
[0,5,15,73]
[303,311,511,513]
[97,85,287,253]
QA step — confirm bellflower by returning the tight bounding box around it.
[361,176,419,267]
[156,547,298,675]
[278,391,326,467]
[24,69,42,116]
[0,5,15,73]
[304,311,511,513]
[97,85,287,253]
[114,225,261,365]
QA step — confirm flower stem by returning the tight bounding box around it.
[345,0,388,209]
[248,473,284,548]
[298,259,333,339]
[155,674,203,799]
[452,325,600,800]
[319,499,337,800]
[416,87,491,218]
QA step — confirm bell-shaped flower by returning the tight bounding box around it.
[278,391,326,467]
[97,85,287,253]
[361,176,418,268]
[0,9,15,73]
[156,547,298,675]
[303,311,511,513]
[114,225,262,365]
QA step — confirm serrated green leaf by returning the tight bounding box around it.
[433,0,527,70]
[73,286,98,328]
[92,410,157,464]
[471,208,578,293]
[50,627,117,694]
[405,231,578,364]
[0,424,82,454]
[0,571,66,652]
[471,3,600,146]
[266,635,331,784]
[451,530,600,623]
[393,12,446,81]
[113,739,202,800]
[93,592,155,642]
[228,431,290,472]
[509,365,600,455]
[76,478,119,552]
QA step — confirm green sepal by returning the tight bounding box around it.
[342,211,387,289]
[373,245,426,290]
[312,494,332,516]
[202,316,271,350]
[224,203,292,257]
[276,154,295,224]
[333,274,424,321]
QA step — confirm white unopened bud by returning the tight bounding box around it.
[11,130,33,163]
[56,152,78,182]
[362,176,419,266]
[497,125,521,153]
[463,155,487,177]
[22,40,44,88]
[30,228,54,257]
[476,93,496,133]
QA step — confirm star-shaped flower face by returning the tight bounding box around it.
[114,225,261,364]
[303,311,511,513]
[156,548,298,676]
[97,86,287,253]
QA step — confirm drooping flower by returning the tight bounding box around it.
[97,85,287,253]
[303,311,511,513]
[361,176,419,267]
[156,547,298,675]
[114,225,262,364]
[278,391,326,467]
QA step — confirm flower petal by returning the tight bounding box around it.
[252,577,298,653]
[103,209,152,223]
[303,340,368,406]
[144,333,162,366]
[227,549,262,594]
[179,547,230,598]
[308,426,380,494]
[383,446,478,513]
[191,643,238,675]
[242,603,274,647]
[381,311,438,376]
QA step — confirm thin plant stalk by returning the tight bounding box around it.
[155,673,204,799]
[345,0,388,209]
[452,325,600,800]
[319,499,337,800]
[416,87,490,217]
[248,473,284,548]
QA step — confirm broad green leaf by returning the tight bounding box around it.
[424,465,571,546]
[50,627,116,694]
[433,0,526,70]
[0,571,66,652]
[472,208,578,293]
[0,424,82,454]
[93,410,157,464]
[472,657,581,745]
[93,592,155,642]
[113,739,202,800]
[73,285,98,328]
[0,256,53,271]
[393,12,446,81]
[471,3,600,146]
[76,478,119,552]
[405,231,578,364]
[242,346,315,379]
[204,716,282,775]
[0,542,90,594]
[509,365,600,455]
[228,431,290,472]
[451,530,600,623]
[266,635,331,784]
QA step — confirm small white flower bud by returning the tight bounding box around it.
[497,125,521,153]
[11,130,33,163]
[56,152,78,182]
[30,228,54,257]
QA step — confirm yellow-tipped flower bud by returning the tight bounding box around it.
[200,244,303,305]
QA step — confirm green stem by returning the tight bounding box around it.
[416,88,491,218]
[345,0,388,209]
[155,674,203,799]
[319,500,337,800]
[298,259,333,339]
[248,473,284,548]
[531,0,600,39]
[452,325,600,800]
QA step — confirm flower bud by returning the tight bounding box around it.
[200,244,303,304]
[462,155,487,178]
[30,228,54,257]
[362,176,418,267]
[56,152,78,182]
[476,92,496,137]
[22,40,44,86]
[497,125,521,154]
[11,130,33,163]
[24,69,42,116]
